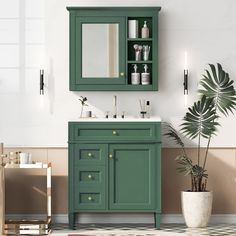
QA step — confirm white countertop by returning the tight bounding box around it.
[71,117,161,122]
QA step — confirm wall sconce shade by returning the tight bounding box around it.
[40,69,44,95]
[184,69,188,95]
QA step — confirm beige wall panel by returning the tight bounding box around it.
[206,149,236,213]
[51,176,68,214]
[47,149,68,214]
[162,148,187,213]
[47,148,68,176]
[162,148,236,214]
[4,147,236,215]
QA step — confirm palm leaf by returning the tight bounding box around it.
[175,156,208,178]
[175,155,193,176]
[192,165,208,178]
[199,63,236,116]
[181,95,219,139]
[163,122,185,148]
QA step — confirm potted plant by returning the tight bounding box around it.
[164,63,236,227]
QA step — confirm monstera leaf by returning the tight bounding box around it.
[199,63,236,116]
[181,95,219,139]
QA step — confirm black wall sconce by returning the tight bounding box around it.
[184,52,188,95]
[40,69,44,95]
[184,69,188,94]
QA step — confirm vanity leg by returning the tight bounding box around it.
[154,212,161,229]
[69,213,76,229]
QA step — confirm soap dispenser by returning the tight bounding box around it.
[131,64,140,85]
[141,21,149,39]
[141,64,150,85]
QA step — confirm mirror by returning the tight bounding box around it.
[82,24,119,78]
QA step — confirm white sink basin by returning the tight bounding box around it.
[76,117,161,122]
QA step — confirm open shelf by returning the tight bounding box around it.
[127,17,153,86]
[128,60,152,64]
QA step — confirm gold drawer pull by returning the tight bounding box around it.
[112,130,117,135]
[109,154,113,159]
[88,153,92,157]
[88,196,92,201]
[88,174,92,179]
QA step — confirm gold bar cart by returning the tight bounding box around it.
[4,163,52,235]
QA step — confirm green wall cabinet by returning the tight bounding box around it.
[68,122,162,229]
[67,7,161,91]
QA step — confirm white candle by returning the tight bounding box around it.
[184,94,188,108]
[184,51,188,70]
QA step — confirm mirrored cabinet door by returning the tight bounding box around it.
[75,16,126,86]
[82,23,119,78]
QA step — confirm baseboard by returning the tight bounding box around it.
[6,214,236,224]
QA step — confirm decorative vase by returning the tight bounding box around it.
[181,191,213,228]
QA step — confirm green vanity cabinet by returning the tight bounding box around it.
[68,121,162,229]
[67,7,161,91]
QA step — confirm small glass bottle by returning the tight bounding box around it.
[141,21,149,39]
[146,101,151,118]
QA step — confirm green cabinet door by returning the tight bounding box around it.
[109,144,156,210]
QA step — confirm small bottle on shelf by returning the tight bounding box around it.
[131,64,140,85]
[141,21,149,38]
[141,64,150,85]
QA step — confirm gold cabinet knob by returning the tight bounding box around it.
[88,174,92,179]
[112,130,117,135]
[88,196,92,201]
[120,72,124,76]
[109,154,113,159]
[88,153,92,157]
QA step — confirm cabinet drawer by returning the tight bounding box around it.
[80,171,100,182]
[69,122,161,141]
[75,192,105,210]
[74,166,105,188]
[73,144,107,165]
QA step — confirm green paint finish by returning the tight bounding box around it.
[74,143,107,165]
[109,144,156,210]
[67,7,161,91]
[76,166,105,187]
[79,171,101,183]
[68,122,161,142]
[68,122,161,229]
[77,192,105,210]
[155,212,161,229]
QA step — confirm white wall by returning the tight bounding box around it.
[1,0,236,147]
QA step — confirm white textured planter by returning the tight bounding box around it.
[181,191,213,228]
